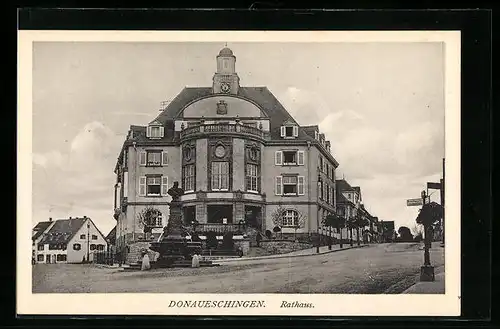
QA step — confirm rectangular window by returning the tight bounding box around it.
[80,234,85,239]
[37,254,44,261]
[92,235,98,240]
[285,126,294,137]
[282,210,299,227]
[183,164,195,192]
[147,151,161,166]
[319,156,323,171]
[211,162,229,191]
[146,176,162,196]
[37,244,44,251]
[246,164,258,192]
[283,151,297,165]
[283,176,298,195]
[148,126,164,138]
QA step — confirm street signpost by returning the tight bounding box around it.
[427,182,442,190]
[407,197,430,206]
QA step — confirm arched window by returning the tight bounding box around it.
[282,210,299,227]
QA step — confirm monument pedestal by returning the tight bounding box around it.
[420,265,435,282]
[148,183,214,268]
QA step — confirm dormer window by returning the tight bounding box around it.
[280,121,298,138]
[146,121,164,139]
[314,131,319,140]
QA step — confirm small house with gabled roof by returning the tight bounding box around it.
[34,216,108,264]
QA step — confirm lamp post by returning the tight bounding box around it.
[317,174,321,254]
[420,190,435,281]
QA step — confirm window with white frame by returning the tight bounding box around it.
[276,175,305,196]
[146,124,164,139]
[246,164,258,192]
[139,150,168,167]
[211,162,229,191]
[183,164,195,192]
[37,244,44,251]
[275,150,304,166]
[282,210,299,227]
[280,125,299,138]
[139,175,169,197]
[146,151,161,166]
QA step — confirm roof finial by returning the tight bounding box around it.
[224,42,228,47]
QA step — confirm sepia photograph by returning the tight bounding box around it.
[18,30,461,316]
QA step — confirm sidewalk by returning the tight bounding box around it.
[213,243,369,264]
[402,266,445,294]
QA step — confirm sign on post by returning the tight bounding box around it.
[427,182,442,190]
[407,197,431,207]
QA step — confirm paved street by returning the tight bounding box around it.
[32,242,444,294]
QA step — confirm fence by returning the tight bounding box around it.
[93,250,116,265]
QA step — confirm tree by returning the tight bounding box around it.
[323,213,345,249]
[354,211,369,246]
[291,211,306,241]
[346,217,356,246]
[137,207,163,237]
[416,202,443,227]
[397,226,414,242]
[270,205,286,239]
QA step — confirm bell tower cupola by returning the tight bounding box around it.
[212,46,240,95]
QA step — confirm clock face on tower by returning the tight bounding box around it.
[220,82,231,93]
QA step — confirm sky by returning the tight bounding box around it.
[32,41,445,236]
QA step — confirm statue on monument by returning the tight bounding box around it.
[163,181,185,239]
[168,181,184,202]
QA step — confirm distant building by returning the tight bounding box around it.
[33,216,108,264]
[32,219,55,262]
[378,220,396,242]
[335,179,362,241]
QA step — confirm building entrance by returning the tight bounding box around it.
[245,205,262,230]
[207,205,233,224]
[183,206,196,224]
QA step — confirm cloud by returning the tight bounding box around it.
[278,87,444,230]
[32,121,122,234]
[278,87,335,125]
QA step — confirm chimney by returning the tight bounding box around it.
[69,216,72,219]
[49,217,52,222]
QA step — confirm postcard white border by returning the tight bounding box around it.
[17,30,461,316]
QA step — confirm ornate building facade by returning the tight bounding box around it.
[113,47,339,252]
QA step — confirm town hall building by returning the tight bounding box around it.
[113,47,340,256]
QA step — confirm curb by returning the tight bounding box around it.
[401,266,446,294]
[213,244,369,264]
